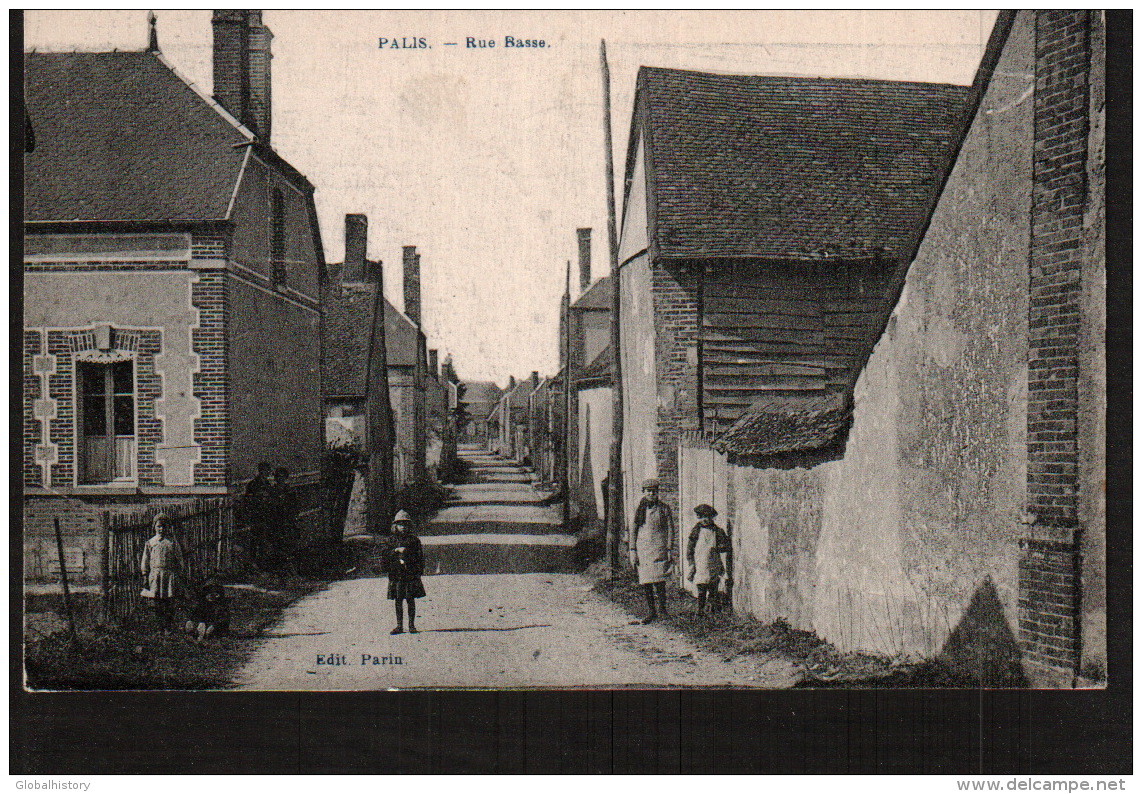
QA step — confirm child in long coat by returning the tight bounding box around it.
[686,504,731,615]
[384,510,425,634]
[140,514,182,631]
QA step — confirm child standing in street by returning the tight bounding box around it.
[385,510,425,634]
[686,504,731,616]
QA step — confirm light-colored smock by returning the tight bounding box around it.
[140,535,181,599]
[687,522,729,586]
[632,500,674,585]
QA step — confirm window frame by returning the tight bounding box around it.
[74,356,138,486]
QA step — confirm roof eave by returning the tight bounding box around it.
[25,218,232,232]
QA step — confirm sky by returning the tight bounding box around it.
[24,10,998,386]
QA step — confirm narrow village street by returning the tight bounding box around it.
[233,445,799,689]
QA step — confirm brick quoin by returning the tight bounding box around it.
[24,331,44,486]
[650,260,700,518]
[1020,9,1093,679]
[191,270,231,486]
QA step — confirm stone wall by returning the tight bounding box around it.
[726,11,1038,681]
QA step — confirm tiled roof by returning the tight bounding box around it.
[634,67,972,261]
[575,343,612,385]
[383,299,420,367]
[572,276,612,310]
[460,381,503,410]
[321,284,373,398]
[24,51,250,223]
[322,284,419,397]
[713,392,852,459]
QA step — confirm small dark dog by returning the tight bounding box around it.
[184,576,231,642]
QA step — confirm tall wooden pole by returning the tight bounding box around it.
[563,259,572,529]
[601,40,623,576]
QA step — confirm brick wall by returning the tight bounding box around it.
[649,260,701,516]
[191,270,231,486]
[1020,9,1094,677]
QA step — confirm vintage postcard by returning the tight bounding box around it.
[21,10,1106,691]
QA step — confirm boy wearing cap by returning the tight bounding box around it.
[686,504,731,615]
[385,509,426,634]
[630,478,675,623]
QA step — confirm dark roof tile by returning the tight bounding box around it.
[636,67,972,261]
[572,276,612,310]
[713,392,852,459]
[25,51,250,223]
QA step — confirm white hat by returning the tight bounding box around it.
[392,509,413,524]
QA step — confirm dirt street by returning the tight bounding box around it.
[233,447,798,689]
[232,572,799,689]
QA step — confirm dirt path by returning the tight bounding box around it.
[232,572,799,689]
[234,447,799,689]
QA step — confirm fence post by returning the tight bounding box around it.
[100,511,111,626]
[53,518,78,643]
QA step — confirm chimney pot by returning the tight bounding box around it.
[577,228,592,294]
[531,371,539,388]
[508,375,516,389]
[343,214,368,282]
[403,246,422,327]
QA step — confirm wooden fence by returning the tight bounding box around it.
[102,497,248,625]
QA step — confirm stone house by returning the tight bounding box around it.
[424,348,456,478]
[572,343,613,535]
[321,221,430,492]
[22,11,327,582]
[560,228,614,532]
[456,381,503,444]
[617,11,1106,686]
[492,374,536,461]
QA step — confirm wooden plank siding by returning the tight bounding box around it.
[698,261,896,431]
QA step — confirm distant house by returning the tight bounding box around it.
[390,245,429,488]
[424,348,456,478]
[492,374,536,461]
[527,376,557,481]
[572,343,613,533]
[321,224,430,492]
[23,11,326,581]
[559,227,614,532]
[457,381,503,444]
[616,10,1106,686]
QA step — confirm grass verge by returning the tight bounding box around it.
[24,544,353,690]
[587,561,979,688]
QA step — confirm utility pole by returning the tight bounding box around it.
[563,259,572,530]
[601,40,623,577]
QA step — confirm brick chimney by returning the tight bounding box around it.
[508,375,516,390]
[343,214,368,282]
[428,349,439,379]
[212,10,272,142]
[577,228,592,294]
[402,245,421,327]
[246,15,272,142]
[531,371,539,389]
